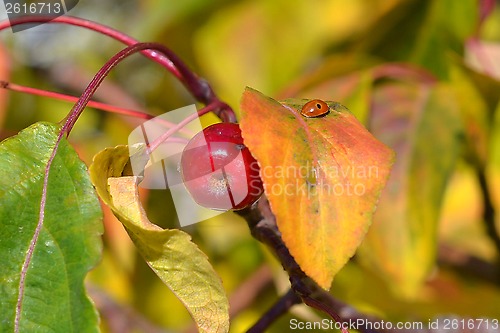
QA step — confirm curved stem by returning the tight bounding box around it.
[61,42,226,137]
[0,15,236,122]
[61,42,167,134]
[146,101,225,154]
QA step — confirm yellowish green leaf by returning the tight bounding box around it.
[358,82,462,298]
[89,145,229,333]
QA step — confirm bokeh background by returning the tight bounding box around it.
[1,0,500,332]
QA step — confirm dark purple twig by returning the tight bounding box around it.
[477,169,500,259]
[438,243,500,285]
[246,289,302,333]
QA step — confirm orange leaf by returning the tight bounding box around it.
[240,87,394,289]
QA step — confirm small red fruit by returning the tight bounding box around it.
[180,123,263,210]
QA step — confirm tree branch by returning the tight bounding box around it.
[236,197,424,333]
[438,243,500,285]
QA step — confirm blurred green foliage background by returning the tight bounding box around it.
[1,0,500,332]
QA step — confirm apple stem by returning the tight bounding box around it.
[59,42,228,139]
[146,100,224,155]
[61,42,177,134]
[0,15,236,122]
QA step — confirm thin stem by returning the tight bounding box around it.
[0,80,194,137]
[61,42,214,136]
[477,169,500,257]
[246,289,302,333]
[438,243,500,285]
[228,264,273,318]
[62,43,169,134]
[0,80,152,120]
[146,101,224,154]
[0,15,236,122]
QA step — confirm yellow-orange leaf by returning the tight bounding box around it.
[240,87,394,289]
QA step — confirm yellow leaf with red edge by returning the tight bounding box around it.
[240,87,394,289]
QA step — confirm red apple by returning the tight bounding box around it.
[180,123,263,210]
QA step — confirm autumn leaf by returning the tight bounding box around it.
[89,145,229,333]
[240,87,394,289]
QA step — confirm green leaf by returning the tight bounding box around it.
[449,56,500,167]
[449,63,491,165]
[357,82,463,298]
[0,122,103,332]
[89,145,229,333]
[358,0,478,78]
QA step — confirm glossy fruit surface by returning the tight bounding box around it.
[180,123,263,210]
[301,99,330,118]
